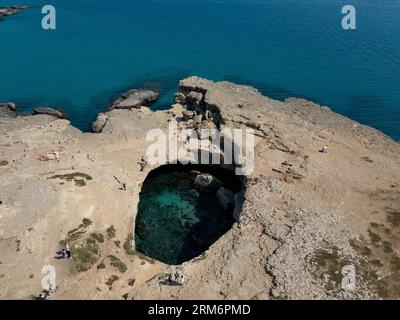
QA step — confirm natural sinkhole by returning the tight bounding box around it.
[134,164,244,265]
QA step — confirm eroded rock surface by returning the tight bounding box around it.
[0,77,399,300]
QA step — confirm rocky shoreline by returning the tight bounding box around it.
[0,6,29,20]
[0,77,399,300]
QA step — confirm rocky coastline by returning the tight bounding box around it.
[0,77,399,300]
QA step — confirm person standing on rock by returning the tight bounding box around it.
[175,271,186,286]
[167,274,174,285]
[64,243,72,259]
[180,274,186,285]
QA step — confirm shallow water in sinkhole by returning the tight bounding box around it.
[134,166,242,265]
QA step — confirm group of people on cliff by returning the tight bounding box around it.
[166,271,187,286]
[55,243,72,260]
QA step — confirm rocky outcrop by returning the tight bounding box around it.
[91,113,108,133]
[108,88,159,110]
[0,102,16,111]
[174,92,186,105]
[0,102,17,118]
[33,107,65,119]
[182,110,195,121]
[193,173,223,192]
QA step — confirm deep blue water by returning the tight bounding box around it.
[0,0,399,139]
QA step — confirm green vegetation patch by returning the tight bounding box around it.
[349,232,400,299]
[386,209,400,228]
[133,251,155,264]
[60,218,92,245]
[71,238,101,273]
[123,232,155,264]
[312,247,351,290]
[349,239,372,257]
[106,275,119,290]
[368,230,382,247]
[106,226,116,239]
[383,241,393,253]
[90,233,105,243]
[108,255,128,273]
[123,232,135,255]
[48,172,93,187]
[128,279,136,286]
[97,263,106,270]
[391,255,400,273]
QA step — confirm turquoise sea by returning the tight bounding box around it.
[0,0,399,139]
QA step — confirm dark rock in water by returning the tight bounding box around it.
[91,113,108,133]
[194,173,223,192]
[109,88,159,110]
[216,187,234,211]
[33,107,66,119]
[0,6,30,20]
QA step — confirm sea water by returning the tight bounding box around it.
[0,0,399,139]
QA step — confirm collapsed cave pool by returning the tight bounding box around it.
[134,164,244,265]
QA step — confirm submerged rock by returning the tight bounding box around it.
[0,6,29,20]
[33,107,65,119]
[109,88,159,110]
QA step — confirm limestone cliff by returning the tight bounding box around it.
[0,77,399,300]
